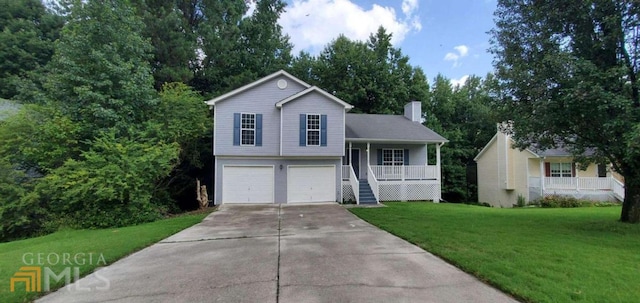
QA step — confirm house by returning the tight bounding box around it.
[205,70,447,205]
[474,129,625,207]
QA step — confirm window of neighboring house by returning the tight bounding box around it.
[241,113,255,146]
[550,162,572,177]
[306,114,320,146]
[382,149,404,166]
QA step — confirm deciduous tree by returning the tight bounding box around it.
[490,0,640,221]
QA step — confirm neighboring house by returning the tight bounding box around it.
[474,129,625,207]
[205,70,447,205]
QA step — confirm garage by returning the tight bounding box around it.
[287,165,336,203]
[222,166,274,203]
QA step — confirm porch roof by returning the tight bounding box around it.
[345,114,447,143]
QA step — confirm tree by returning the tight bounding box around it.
[292,27,429,114]
[0,0,64,99]
[425,74,497,202]
[131,0,197,89]
[44,0,157,135]
[490,0,640,222]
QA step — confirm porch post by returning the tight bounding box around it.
[366,142,370,177]
[575,166,580,191]
[348,142,352,165]
[436,143,442,202]
[539,158,545,196]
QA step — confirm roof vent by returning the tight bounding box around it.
[277,79,287,89]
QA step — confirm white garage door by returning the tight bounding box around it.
[222,166,274,203]
[288,166,336,203]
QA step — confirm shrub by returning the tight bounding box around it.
[534,195,582,208]
[39,130,180,228]
[515,194,527,207]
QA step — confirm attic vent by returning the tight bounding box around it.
[277,79,287,89]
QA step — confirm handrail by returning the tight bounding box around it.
[367,165,379,203]
[611,177,625,200]
[349,165,359,204]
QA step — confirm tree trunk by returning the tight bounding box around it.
[196,179,209,209]
[620,172,640,223]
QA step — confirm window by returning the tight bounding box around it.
[241,113,255,146]
[382,149,404,166]
[306,114,320,146]
[550,163,572,177]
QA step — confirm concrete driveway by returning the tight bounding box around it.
[38,204,518,303]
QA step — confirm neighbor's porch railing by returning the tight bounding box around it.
[544,177,614,190]
[611,178,625,200]
[370,165,437,180]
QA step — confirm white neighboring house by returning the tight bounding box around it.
[474,130,625,207]
[205,70,448,205]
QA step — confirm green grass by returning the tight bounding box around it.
[0,211,210,303]
[350,203,640,303]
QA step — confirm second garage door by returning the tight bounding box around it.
[222,166,274,203]
[287,165,336,203]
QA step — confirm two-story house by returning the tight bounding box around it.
[206,70,447,205]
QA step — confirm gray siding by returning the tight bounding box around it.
[281,91,345,156]
[213,76,307,156]
[214,157,342,204]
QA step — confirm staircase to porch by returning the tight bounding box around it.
[359,180,377,205]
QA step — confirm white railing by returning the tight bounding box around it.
[612,178,625,200]
[342,165,351,181]
[349,166,359,204]
[370,165,437,180]
[367,166,379,203]
[544,177,624,192]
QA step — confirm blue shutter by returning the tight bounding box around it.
[377,149,383,165]
[255,114,262,146]
[404,149,409,165]
[233,113,240,146]
[299,114,306,146]
[320,114,327,146]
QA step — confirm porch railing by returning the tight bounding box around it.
[349,165,360,204]
[544,177,617,190]
[370,165,437,180]
[612,178,625,200]
[342,165,351,181]
[367,165,379,202]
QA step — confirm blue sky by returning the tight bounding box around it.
[279,0,497,86]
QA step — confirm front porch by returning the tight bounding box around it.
[341,141,443,204]
[529,177,625,202]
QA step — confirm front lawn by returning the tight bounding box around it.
[350,203,640,303]
[0,211,210,303]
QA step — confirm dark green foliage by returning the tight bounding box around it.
[0,0,64,99]
[291,27,427,114]
[490,0,640,222]
[425,74,498,202]
[39,131,180,228]
[44,0,157,133]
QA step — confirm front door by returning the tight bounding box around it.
[351,149,360,179]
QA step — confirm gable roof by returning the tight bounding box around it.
[205,70,311,106]
[275,86,353,109]
[345,114,447,143]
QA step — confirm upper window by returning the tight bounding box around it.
[550,163,572,177]
[241,113,255,146]
[382,149,404,166]
[307,114,320,146]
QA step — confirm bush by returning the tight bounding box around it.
[534,195,582,208]
[39,130,180,228]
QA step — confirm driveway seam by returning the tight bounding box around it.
[276,204,282,303]
[158,234,280,244]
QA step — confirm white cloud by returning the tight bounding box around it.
[450,75,470,88]
[443,44,470,67]
[280,0,422,54]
